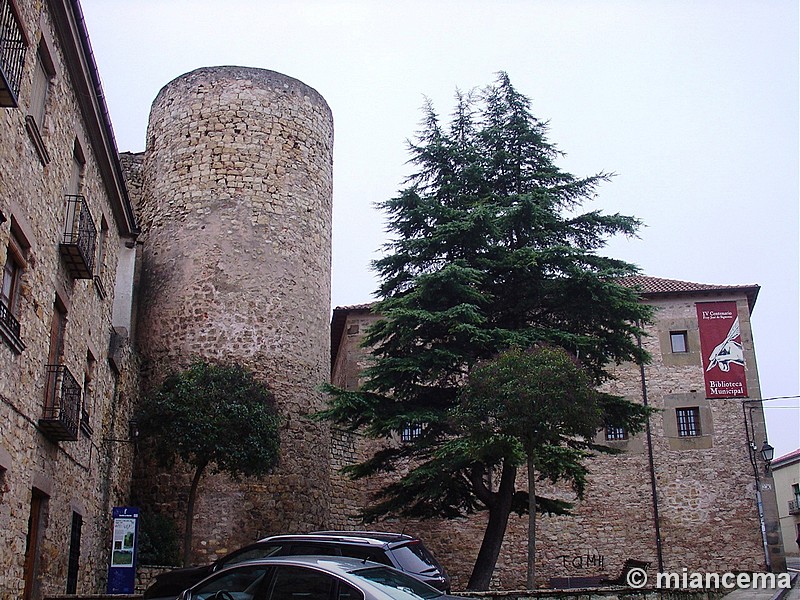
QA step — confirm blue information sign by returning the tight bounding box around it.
[107,506,140,594]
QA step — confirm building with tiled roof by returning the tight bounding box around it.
[772,448,800,557]
[329,275,786,588]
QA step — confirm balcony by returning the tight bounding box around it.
[790,500,800,516]
[0,0,26,107]
[39,364,81,442]
[0,299,24,353]
[60,195,97,279]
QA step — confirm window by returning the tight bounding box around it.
[793,483,800,506]
[29,45,52,131]
[401,423,422,442]
[47,297,67,365]
[1,229,26,351]
[66,511,82,593]
[217,544,282,570]
[605,426,628,441]
[0,466,7,503]
[270,566,336,600]
[192,564,270,599]
[1,233,22,311]
[23,489,48,600]
[44,297,67,413]
[670,331,688,353]
[81,351,95,435]
[25,42,53,164]
[0,0,27,107]
[676,407,701,437]
[94,217,108,297]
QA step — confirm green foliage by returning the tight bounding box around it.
[137,511,181,566]
[138,361,281,479]
[319,73,655,588]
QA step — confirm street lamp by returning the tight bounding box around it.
[760,441,774,472]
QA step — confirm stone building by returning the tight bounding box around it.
[329,277,786,589]
[772,448,800,558]
[0,0,788,596]
[0,0,140,598]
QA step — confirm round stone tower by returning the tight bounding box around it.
[135,66,333,559]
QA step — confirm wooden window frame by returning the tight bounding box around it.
[676,407,701,437]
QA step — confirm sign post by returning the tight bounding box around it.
[107,506,139,594]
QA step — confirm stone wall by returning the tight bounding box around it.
[0,0,140,596]
[328,291,778,590]
[129,66,334,563]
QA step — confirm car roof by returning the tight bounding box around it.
[216,555,388,575]
[256,531,414,547]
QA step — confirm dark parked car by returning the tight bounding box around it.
[144,531,451,600]
[176,555,463,600]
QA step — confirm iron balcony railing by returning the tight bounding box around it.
[789,500,800,516]
[0,298,21,341]
[60,195,97,279]
[40,364,81,442]
[0,0,26,107]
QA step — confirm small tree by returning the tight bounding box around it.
[458,346,650,588]
[138,361,281,566]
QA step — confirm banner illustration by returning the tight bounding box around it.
[696,301,748,398]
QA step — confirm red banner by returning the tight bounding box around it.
[696,301,748,398]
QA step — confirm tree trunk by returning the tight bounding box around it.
[182,461,208,567]
[467,462,517,591]
[526,458,537,589]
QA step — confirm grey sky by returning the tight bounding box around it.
[79,0,799,457]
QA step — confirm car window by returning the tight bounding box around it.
[287,544,340,556]
[351,566,441,600]
[190,564,271,600]
[267,566,337,600]
[337,580,363,600]
[387,543,441,575]
[219,544,284,569]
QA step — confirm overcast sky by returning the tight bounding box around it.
[79,0,799,457]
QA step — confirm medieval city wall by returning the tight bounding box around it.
[131,66,334,562]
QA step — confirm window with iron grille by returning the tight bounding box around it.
[401,423,422,442]
[676,407,701,437]
[605,426,628,441]
[66,511,82,593]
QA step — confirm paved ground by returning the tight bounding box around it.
[721,558,799,600]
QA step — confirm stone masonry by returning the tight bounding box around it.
[129,66,334,562]
[328,281,785,590]
[0,0,140,597]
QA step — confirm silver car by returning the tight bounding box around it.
[176,555,463,600]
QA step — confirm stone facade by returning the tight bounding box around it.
[771,449,800,558]
[129,65,334,562]
[328,280,786,590]
[0,0,788,596]
[0,0,139,598]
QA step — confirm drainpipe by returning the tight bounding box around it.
[742,399,771,571]
[639,333,664,573]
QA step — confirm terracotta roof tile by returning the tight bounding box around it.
[617,276,759,311]
[773,447,800,467]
